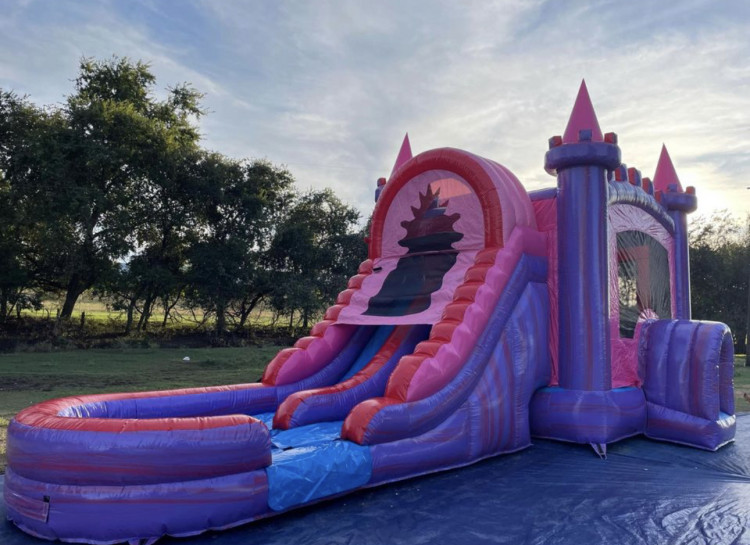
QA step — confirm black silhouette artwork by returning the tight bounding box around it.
[365,186,464,316]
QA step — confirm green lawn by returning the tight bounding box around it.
[732,357,750,411]
[0,351,748,474]
[23,296,281,327]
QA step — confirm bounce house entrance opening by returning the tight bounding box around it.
[616,230,672,338]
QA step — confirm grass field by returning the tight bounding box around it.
[0,351,748,474]
[23,295,281,327]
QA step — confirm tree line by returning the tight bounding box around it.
[0,57,747,355]
[689,212,749,363]
[0,57,367,335]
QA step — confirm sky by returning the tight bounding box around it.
[1,0,748,222]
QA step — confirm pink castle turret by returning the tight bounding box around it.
[653,144,696,318]
[390,133,412,178]
[653,144,684,194]
[376,133,412,202]
[562,80,603,144]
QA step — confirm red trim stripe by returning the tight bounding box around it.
[369,148,504,259]
[14,383,268,432]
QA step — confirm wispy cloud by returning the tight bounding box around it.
[1,0,748,219]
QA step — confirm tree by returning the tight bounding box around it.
[0,92,39,321]
[689,211,750,361]
[185,154,294,334]
[0,173,38,321]
[0,56,367,339]
[0,91,65,321]
[268,189,367,329]
[0,57,205,324]
[97,146,204,333]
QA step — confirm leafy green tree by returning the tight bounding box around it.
[0,172,32,321]
[269,189,367,329]
[185,154,294,334]
[690,211,750,360]
[0,91,56,321]
[99,146,204,333]
[0,57,205,324]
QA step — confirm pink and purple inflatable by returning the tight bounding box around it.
[4,81,735,544]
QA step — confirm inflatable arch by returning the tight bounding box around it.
[3,81,736,544]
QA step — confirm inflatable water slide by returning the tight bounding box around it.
[4,82,736,544]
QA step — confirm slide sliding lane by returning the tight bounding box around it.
[368,271,551,484]
[342,228,548,445]
[274,324,432,429]
[343,253,548,446]
[258,324,431,512]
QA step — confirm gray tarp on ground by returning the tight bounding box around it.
[3,414,750,545]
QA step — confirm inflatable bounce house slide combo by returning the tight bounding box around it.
[4,81,736,544]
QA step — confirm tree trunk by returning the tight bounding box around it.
[237,302,249,331]
[746,265,749,366]
[161,291,182,329]
[216,302,226,335]
[236,294,263,331]
[125,297,136,335]
[137,293,155,332]
[162,299,170,328]
[0,287,8,323]
[55,276,86,335]
[303,309,309,330]
[60,276,84,319]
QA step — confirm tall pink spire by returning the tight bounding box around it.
[390,133,412,177]
[653,144,683,193]
[562,80,603,144]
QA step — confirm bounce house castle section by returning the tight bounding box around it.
[528,82,735,452]
[3,83,736,545]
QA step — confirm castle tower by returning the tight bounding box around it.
[653,144,696,319]
[376,133,412,202]
[546,81,620,391]
[531,82,647,453]
[390,133,412,177]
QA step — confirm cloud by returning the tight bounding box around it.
[1,0,748,220]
